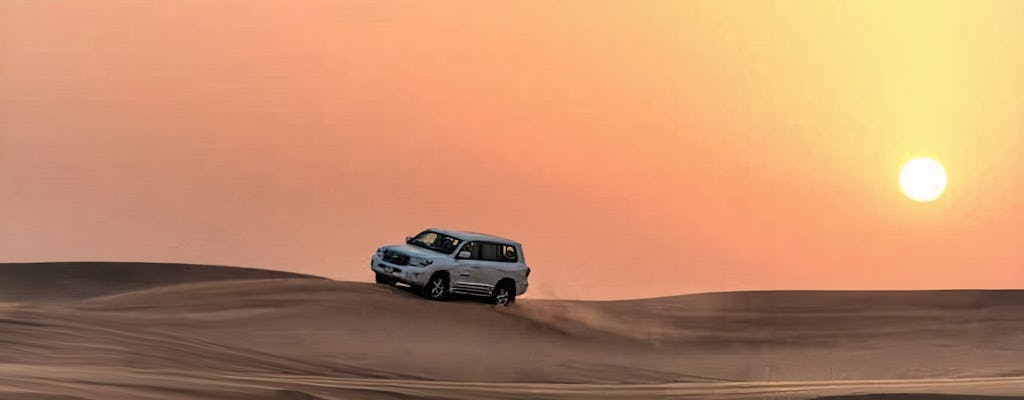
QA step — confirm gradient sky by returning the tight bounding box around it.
[2,1,1023,299]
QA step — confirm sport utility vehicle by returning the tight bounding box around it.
[371,228,530,305]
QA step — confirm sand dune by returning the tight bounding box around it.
[0,262,323,302]
[1,262,1022,399]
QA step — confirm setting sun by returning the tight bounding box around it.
[899,158,948,202]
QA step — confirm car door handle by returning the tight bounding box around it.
[459,272,471,276]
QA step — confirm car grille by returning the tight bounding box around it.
[382,250,410,266]
[378,264,402,273]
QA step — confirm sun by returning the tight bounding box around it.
[899,158,947,202]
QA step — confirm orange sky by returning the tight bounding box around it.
[2,1,1023,299]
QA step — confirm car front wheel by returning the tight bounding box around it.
[423,274,449,301]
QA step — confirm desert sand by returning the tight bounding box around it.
[0,262,1022,399]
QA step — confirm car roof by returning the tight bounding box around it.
[427,228,521,246]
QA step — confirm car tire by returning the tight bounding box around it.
[492,282,515,306]
[375,273,395,286]
[422,273,449,301]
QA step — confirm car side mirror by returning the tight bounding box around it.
[405,236,413,244]
[457,251,472,259]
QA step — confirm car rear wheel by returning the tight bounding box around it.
[375,273,396,286]
[422,274,449,301]
[492,283,515,306]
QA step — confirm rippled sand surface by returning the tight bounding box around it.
[2,262,1023,399]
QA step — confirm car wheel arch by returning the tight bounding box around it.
[495,277,516,290]
[428,269,451,282]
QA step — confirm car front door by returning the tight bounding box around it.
[451,241,491,296]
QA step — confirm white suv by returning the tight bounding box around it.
[371,228,530,305]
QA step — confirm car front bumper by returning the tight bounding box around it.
[370,255,429,287]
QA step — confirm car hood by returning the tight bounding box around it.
[384,244,449,259]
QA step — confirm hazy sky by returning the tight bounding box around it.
[2,1,1023,299]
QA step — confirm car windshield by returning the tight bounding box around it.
[408,230,462,254]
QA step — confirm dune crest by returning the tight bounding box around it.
[0,262,324,302]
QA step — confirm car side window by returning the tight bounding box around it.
[458,242,480,259]
[500,245,518,262]
[460,242,518,262]
[479,243,501,261]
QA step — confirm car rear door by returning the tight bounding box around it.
[472,242,522,289]
[451,241,491,295]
